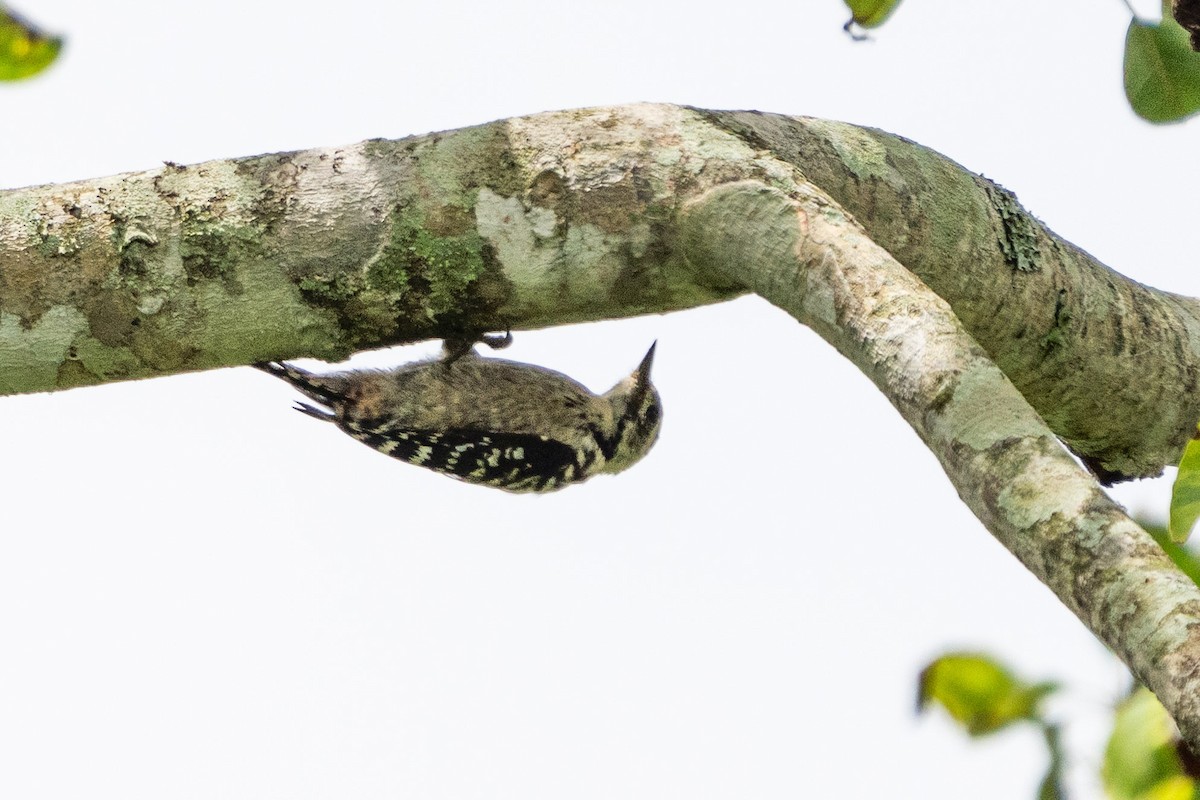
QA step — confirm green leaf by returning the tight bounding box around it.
[0,8,62,82]
[1171,431,1200,543]
[1103,688,1197,800]
[842,0,903,29]
[1124,8,1200,124]
[917,653,1056,737]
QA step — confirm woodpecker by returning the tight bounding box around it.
[256,341,662,493]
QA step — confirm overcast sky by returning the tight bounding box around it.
[0,1,1185,798]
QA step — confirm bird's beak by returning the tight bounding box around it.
[635,341,656,384]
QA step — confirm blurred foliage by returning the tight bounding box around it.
[1171,430,1200,542]
[0,6,61,82]
[919,653,1064,797]
[1104,688,1197,800]
[922,648,1200,799]
[918,652,1057,736]
[1039,723,1067,800]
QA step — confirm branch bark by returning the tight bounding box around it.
[4,103,1200,745]
[681,178,1200,751]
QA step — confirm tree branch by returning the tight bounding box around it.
[695,109,1200,483]
[4,103,1200,744]
[4,105,1194,481]
[680,178,1200,751]
[0,108,747,394]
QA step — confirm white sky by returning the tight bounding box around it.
[0,0,1185,797]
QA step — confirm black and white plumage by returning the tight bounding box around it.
[255,343,662,493]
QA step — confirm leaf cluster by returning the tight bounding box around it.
[920,651,1200,799]
[922,530,1200,798]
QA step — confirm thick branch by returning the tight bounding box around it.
[0,108,749,393]
[6,104,1200,741]
[694,109,1200,483]
[679,178,1200,753]
[2,105,1195,481]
